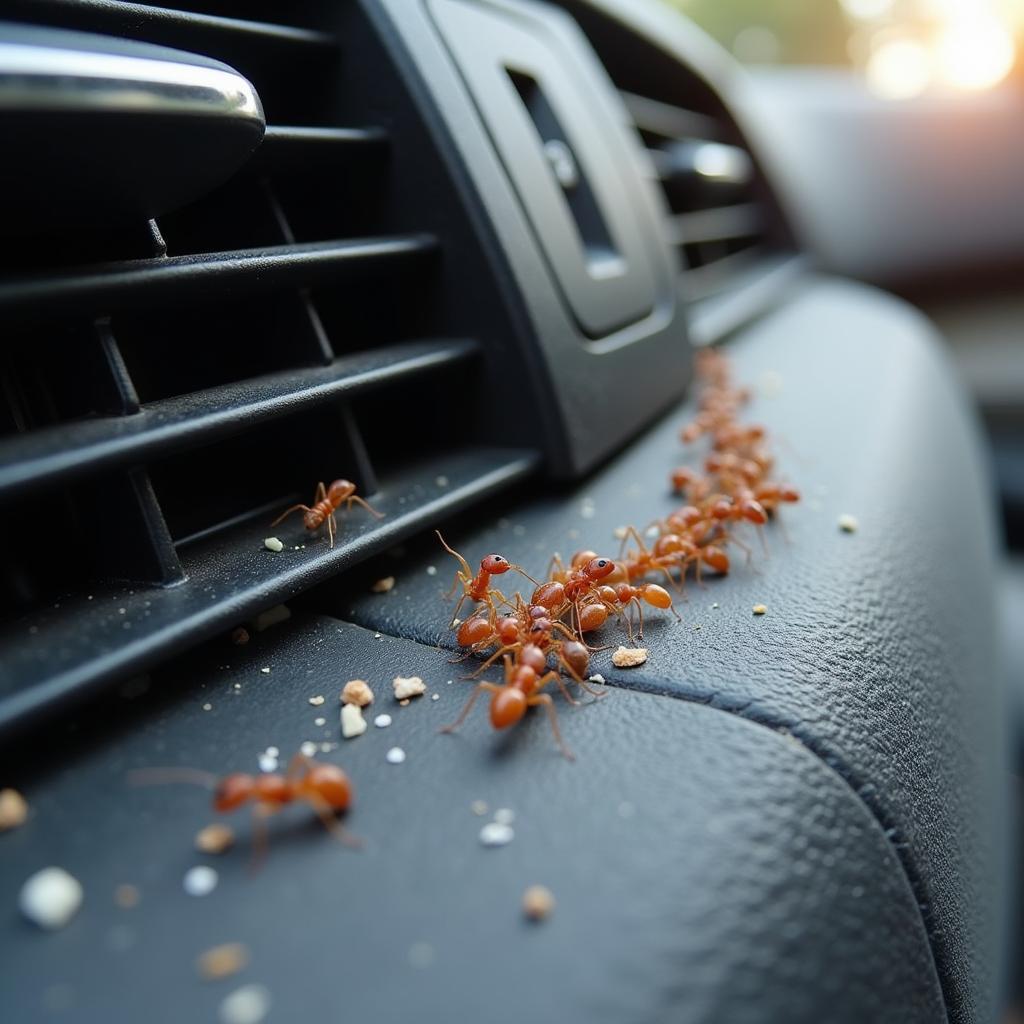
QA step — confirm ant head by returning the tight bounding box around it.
[327,479,355,502]
[213,772,255,812]
[481,554,510,575]
[489,687,528,730]
[584,557,615,581]
[305,763,353,810]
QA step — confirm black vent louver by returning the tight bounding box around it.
[0,0,540,734]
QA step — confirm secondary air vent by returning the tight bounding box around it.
[0,0,541,734]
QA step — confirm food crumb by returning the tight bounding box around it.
[308,695,325,706]
[479,822,514,847]
[114,884,140,909]
[341,703,367,739]
[203,703,213,711]
[838,513,859,534]
[219,984,270,1024]
[260,667,270,675]
[426,565,438,576]
[195,824,235,855]
[257,753,278,773]
[471,800,489,816]
[612,646,648,668]
[251,605,290,632]
[198,942,250,981]
[183,866,218,897]
[522,885,555,922]
[374,632,382,640]
[20,867,83,929]
[374,714,392,728]
[435,475,449,487]
[588,674,605,684]
[393,676,427,701]
[341,680,374,707]
[431,693,440,702]
[386,747,406,765]
[371,576,395,594]
[263,537,284,553]
[399,699,410,707]
[752,604,768,616]
[711,602,719,609]
[300,741,318,757]
[0,788,28,831]
[314,717,326,727]
[230,627,250,646]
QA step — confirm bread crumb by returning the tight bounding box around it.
[230,627,249,646]
[198,942,249,981]
[393,676,426,701]
[183,866,218,897]
[20,868,83,929]
[0,788,28,831]
[114,884,140,909]
[386,747,406,765]
[260,667,270,675]
[838,513,859,533]
[522,885,555,921]
[341,703,367,739]
[371,576,395,593]
[752,604,768,615]
[341,680,374,707]
[300,741,318,757]
[612,646,648,668]
[399,699,410,707]
[314,717,326,727]
[263,537,284,553]
[479,822,514,847]
[195,823,235,855]
[374,714,392,728]
[471,800,488,816]
[219,984,270,1024]
[308,695,325,706]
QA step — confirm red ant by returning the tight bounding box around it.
[436,531,536,627]
[440,649,577,761]
[273,479,383,549]
[129,753,359,867]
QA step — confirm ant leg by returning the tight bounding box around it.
[541,670,581,708]
[271,504,313,528]
[470,644,515,677]
[617,526,651,560]
[510,564,540,587]
[437,531,475,580]
[306,794,363,850]
[327,512,336,549]
[315,481,327,504]
[528,693,574,762]
[346,495,385,520]
[439,682,502,734]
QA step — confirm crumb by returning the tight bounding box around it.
[522,885,555,922]
[195,824,235,855]
[612,646,648,668]
[494,808,515,826]
[230,627,249,646]
[479,822,514,847]
[260,667,270,675]
[0,788,28,831]
[393,676,426,701]
[265,746,279,758]
[263,537,284,553]
[314,717,326,727]
[219,984,270,1024]
[374,714,392,728]
[300,741,318,757]
[203,703,213,712]
[341,703,367,739]
[251,605,290,632]
[371,576,396,593]
[435,475,449,487]
[426,566,437,576]
[399,698,410,707]
[431,693,440,702]
[308,695,325,706]
[752,604,768,616]
[183,866,218,897]
[588,674,605,684]
[341,680,374,707]
[198,942,249,981]
[838,513,859,533]
[711,602,719,609]
[19,868,83,929]
[257,753,278,773]
[471,800,489,816]
[374,632,382,640]
[386,747,406,764]
[114,884,140,909]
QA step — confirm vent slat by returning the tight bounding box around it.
[1,0,337,54]
[0,446,541,737]
[619,90,719,142]
[0,236,438,322]
[0,339,478,501]
[668,204,762,247]
[255,127,389,171]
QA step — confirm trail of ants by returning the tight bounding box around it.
[438,348,799,760]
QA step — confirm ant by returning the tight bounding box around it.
[129,753,359,868]
[436,531,537,628]
[440,650,577,761]
[273,479,383,549]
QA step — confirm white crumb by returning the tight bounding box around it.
[471,800,489,816]
[393,676,426,701]
[19,868,83,929]
[183,866,218,897]
[263,537,284,553]
[588,674,605,684]
[431,693,440,702]
[202,703,213,711]
[374,714,392,728]
[838,513,859,533]
[300,741,317,757]
[341,703,367,739]
[260,667,270,675]
[612,646,648,668]
[257,754,277,773]
[479,822,514,847]
[426,566,437,576]
[435,476,449,487]
[265,746,279,758]
[219,984,271,1024]
[314,717,326,727]
[308,695,325,706]
[386,747,406,764]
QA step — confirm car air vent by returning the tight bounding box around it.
[550,0,801,343]
[0,0,542,735]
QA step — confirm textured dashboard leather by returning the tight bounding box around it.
[341,278,1007,1022]
[0,614,945,1023]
